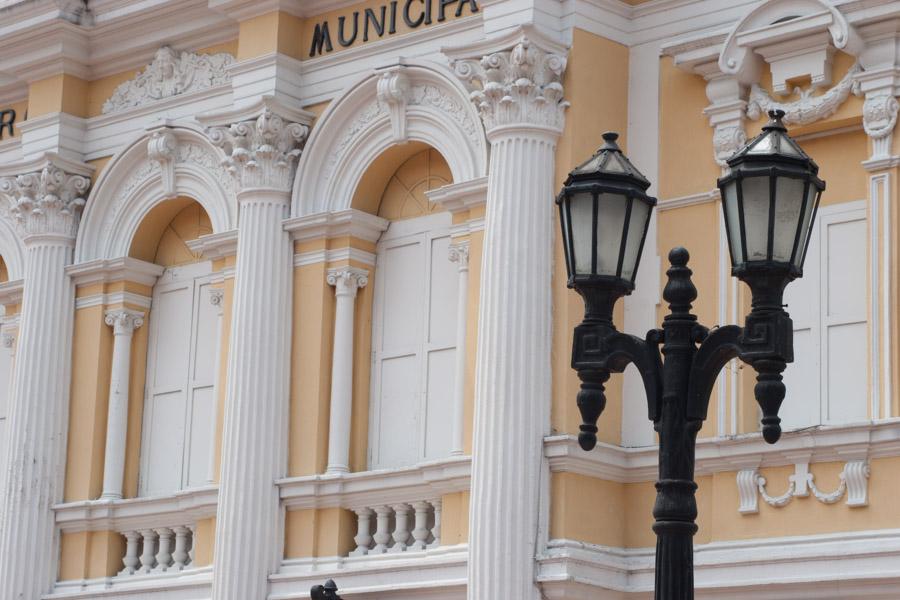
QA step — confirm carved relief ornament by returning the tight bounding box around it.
[102,46,235,114]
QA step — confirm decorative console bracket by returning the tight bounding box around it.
[737,460,870,514]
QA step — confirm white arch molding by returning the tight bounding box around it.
[76,123,238,263]
[293,60,488,216]
[0,216,24,281]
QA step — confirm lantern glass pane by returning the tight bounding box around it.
[741,175,771,261]
[570,191,595,275]
[621,198,650,281]
[722,179,743,265]
[779,135,803,157]
[795,184,820,268]
[748,133,775,154]
[596,192,628,276]
[772,176,806,262]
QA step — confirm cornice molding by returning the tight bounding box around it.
[277,455,471,511]
[184,229,239,261]
[52,485,219,534]
[65,256,164,288]
[426,176,488,214]
[283,209,389,244]
[545,419,900,484]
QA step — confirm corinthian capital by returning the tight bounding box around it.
[0,161,91,241]
[445,26,569,134]
[207,108,309,192]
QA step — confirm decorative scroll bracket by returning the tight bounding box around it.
[737,460,870,514]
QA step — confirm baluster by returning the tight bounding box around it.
[153,528,174,572]
[428,499,442,549]
[410,501,431,551]
[349,508,373,557]
[138,529,158,573]
[171,526,191,571]
[188,525,195,564]
[390,504,411,553]
[119,531,141,575]
[372,506,393,554]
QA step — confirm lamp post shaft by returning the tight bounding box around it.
[653,249,701,600]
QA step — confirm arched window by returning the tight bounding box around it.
[131,200,218,496]
[367,148,459,469]
[0,256,10,504]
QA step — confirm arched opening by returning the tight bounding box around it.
[361,146,460,470]
[0,254,11,505]
[131,198,219,497]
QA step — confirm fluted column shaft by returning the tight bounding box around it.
[0,237,76,599]
[469,129,558,600]
[325,268,367,475]
[101,310,143,500]
[448,243,470,456]
[211,189,293,600]
[448,33,568,599]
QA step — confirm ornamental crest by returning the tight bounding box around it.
[102,46,234,114]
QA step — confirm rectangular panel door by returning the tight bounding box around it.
[423,233,457,460]
[141,282,193,496]
[186,280,218,488]
[821,209,868,424]
[370,237,426,469]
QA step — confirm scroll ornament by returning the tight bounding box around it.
[746,63,862,127]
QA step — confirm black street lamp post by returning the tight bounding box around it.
[310,580,342,600]
[557,110,825,600]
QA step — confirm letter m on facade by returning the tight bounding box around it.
[310,22,334,57]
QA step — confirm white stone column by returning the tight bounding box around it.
[448,242,470,456]
[100,309,144,501]
[204,107,309,600]
[206,288,224,485]
[0,163,90,598]
[325,267,368,475]
[447,30,568,600]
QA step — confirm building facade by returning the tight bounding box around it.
[0,0,897,598]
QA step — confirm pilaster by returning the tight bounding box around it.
[0,154,91,599]
[200,101,310,600]
[444,25,568,600]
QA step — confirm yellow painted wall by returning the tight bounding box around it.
[237,12,305,60]
[58,530,125,580]
[64,304,114,501]
[27,74,89,119]
[284,508,356,558]
[552,29,630,443]
[441,491,470,545]
[193,517,217,566]
[552,457,900,549]
[0,256,7,283]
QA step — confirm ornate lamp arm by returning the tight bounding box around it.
[572,305,663,451]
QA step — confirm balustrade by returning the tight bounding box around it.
[349,499,441,557]
[118,524,195,576]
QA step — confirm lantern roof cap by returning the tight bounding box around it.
[565,131,652,191]
[726,110,819,172]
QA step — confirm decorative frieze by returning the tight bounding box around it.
[102,46,234,114]
[207,109,309,192]
[0,164,91,240]
[737,460,871,514]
